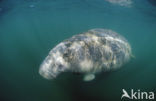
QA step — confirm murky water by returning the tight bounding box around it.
[0,0,156,101]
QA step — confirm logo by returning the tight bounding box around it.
[121,89,155,100]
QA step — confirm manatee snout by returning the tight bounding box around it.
[39,50,68,79]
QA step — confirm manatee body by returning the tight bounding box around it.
[39,28,132,81]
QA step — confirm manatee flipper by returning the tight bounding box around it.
[83,74,95,82]
[131,53,135,59]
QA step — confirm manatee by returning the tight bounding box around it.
[39,28,132,81]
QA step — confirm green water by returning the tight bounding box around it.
[0,0,156,101]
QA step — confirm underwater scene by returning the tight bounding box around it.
[0,0,156,101]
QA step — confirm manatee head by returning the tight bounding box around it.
[39,43,69,79]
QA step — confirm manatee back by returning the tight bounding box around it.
[61,28,131,73]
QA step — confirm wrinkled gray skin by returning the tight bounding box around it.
[39,28,132,80]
